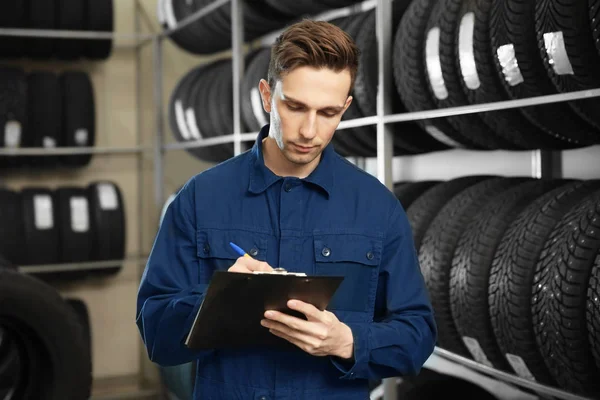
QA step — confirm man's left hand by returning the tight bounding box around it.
[261,299,354,360]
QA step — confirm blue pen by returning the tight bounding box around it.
[230,242,251,258]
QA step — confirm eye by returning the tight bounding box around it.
[321,111,338,118]
[286,104,303,111]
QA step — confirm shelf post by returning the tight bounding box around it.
[153,35,165,208]
[376,0,397,398]
[231,0,244,156]
[531,150,562,179]
[376,0,394,191]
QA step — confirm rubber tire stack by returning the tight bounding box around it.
[397,176,600,399]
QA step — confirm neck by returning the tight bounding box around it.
[262,137,320,179]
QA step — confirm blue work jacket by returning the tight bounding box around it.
[136,124,437,400]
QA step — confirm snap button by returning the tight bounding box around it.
[203,244,210,254]
[322,247,331,257]
[366,251,374,260]
[249,247,259,257]
[284,183,292,192]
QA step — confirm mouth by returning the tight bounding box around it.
[291,143,315,153]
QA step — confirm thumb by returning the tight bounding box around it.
[244,257,273,272]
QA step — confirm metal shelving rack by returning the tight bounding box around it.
[1,0,599,399]
[152,1,600,400]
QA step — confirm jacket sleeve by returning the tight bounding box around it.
[136,178,212,366]
[332,201,438,380]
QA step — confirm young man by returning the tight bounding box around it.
[137,19,437,399]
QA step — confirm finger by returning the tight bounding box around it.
[238,257,273,272]
[269,328,327,356]
[264,310,309,331]
[287,300,323,320]
[261,319,317,342]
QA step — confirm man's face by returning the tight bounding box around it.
[259,66,353,166]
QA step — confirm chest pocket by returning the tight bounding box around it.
[197,229,269,282]
[313,233,382,313]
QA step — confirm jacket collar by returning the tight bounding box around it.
[248,124,334,197]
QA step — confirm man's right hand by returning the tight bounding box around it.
[228,256,274,274]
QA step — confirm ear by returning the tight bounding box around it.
[344,95,353,110]
[258,79,272,113]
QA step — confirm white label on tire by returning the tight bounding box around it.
[424,125,463,148]
[70,197,89,233]
[157,0,165,25]
[425,27,448,100]
[43,136,56,148]
[251,87,268,127]
[462,336,493,367]
[164,0,178,29]
[97,183,118,210]
[458,12,481,90]
[75,128,88,145]
[543,31,574,75]
[497,44,524,86]
[505,353,536,381]
[185,108,203,139]
[175,100,192,140]
[34,194,54,230]
[4,121,22,148]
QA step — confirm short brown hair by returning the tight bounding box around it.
[267,19,360,95]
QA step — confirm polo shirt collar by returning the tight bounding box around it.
[248,124,335,197]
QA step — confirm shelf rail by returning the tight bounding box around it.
[429,347,594,400]
[0,145,152,156]
[17,256,148,275]
[161,88,600,151]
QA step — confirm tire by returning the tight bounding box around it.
[55,0,85,59]
[394,181,441,210]
[587,251,600,375]
[26,72,63,168]
[455,0,558,150]
[407,175,492,252]
[393,0,474,149]
[0,268,92,399]
[26,0,57,59]
[592,0,600,56]
[425,0,513,151]
[450,179,565,371]
[535,0,600,135]
[0,188,26,266]
[418,176,528,356]
[532,189,600,397]
[354,5,447,154]
[0,67,28,169]
[65,298,92,365]
[59,71,95,167]
[489,0,597,146]
[21,188,61,266]
[84,0,113,60]
[489,180,600,385]
[86,181,126,277]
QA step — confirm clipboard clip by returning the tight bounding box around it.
[253,267,307,277]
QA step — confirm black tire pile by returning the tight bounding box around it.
[396,176,600,398]
[0,181,126,281]
[0,260,93,400]
[0,67,96,168]
[158,0,362,55]
[167,0,600,163]
[0,0,114,60]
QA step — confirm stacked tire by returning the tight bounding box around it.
[0,68,96,169]
[158,0,362,55]
[0,0,114,60]
[398,176,600,398]
[0,259,92,399]
[0,181,126,280]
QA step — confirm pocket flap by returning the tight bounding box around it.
[313,234,382,266]
[197,229,268,262]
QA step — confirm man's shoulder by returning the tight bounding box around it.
[189,150,251,186]
[332,154,399,204]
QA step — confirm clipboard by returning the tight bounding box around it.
[184,270,344,350]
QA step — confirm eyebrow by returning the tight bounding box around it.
[281,94,345,112]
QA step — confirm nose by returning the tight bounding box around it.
[299,112,317,140]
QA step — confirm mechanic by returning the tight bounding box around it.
[136,18,437,400]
